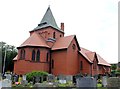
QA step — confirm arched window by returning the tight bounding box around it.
[46,52,49,62]
[36,50,40,62]
[53,32,56,39]
[23,49,25,59]
[20,49,25,59]
[20,50,23,59]
[80,61,83,70]
[60,35,62,37]
[52,59,54,69]
[32,50,36,61]
[72,44,76,50]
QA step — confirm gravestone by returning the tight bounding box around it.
[58,75,66,84]
[5,74,11,80]
[35,76,40,83]
[66,75,73,82]
[58,75,66,80]
[47,74,55,82]
[33,82,53,88]
[21,80,28,86]
[76,77,97,89]
[13,74,19,83]
[22,75,26,80]
[102,76,107,87]
[21,75,28,86]
[107,77,120,89]
[2,79,12,88]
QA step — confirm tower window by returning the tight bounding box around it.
[60,35,62,37]
[72,44,76,50]
[80,61,83,70]
[46,52,49,62]
[53,32,56,39]
[52,59,54,69]
[36,50,40,62]
[32,50,36,61]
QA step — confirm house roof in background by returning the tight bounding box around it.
[80,47,111,66]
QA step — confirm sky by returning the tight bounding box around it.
[0,0,118,63]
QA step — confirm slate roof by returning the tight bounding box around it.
[18,32,49,48]
[52,35,80,51]
[30,7,64,33]
[80,47,111,66]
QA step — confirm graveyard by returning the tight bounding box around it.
[0,71,120,88]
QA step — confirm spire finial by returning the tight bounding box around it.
[48,0,51,8]
[48,4,50,8]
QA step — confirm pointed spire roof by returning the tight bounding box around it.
[31,7,64,33]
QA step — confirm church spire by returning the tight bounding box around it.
[32,7,63,33]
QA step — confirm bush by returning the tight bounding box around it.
[26,71,48,82]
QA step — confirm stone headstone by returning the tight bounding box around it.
[76,77,97,89]
[58,75,67,84]
[33,82,53,88]
[59,79,66,84]
[35,76,40,83]
[107,77,120,88]
[47,74,55,82]
[58,75,66,80]
[102,76,107,87]
[21,80,28,86]
[5,74,11,80]
[66,75,73,82]
[22,75,26,80]
[13,74,19,82]
[2,79,12,88]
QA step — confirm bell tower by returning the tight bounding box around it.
[29,7,64,42]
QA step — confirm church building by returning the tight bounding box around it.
[13,7,111,76]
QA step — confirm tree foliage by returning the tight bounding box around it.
[26,71,48,82]
[0,42,17,73]
[111,64,117,70]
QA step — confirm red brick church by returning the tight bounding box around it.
[13,7,111,76]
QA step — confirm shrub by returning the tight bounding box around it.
[26,71,48,82]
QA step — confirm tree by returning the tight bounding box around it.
[111,64,117,70]
[0,42,17,73]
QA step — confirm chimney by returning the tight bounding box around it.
[61,23,64,31]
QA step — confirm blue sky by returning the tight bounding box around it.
[0,0,118,63]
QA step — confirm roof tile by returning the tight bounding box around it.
[19,32,49,48]
[52,35,75,50]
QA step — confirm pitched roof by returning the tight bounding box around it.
[97,54,111,66]
[31,7,64,33]
[86,52,96,61]
[79,47,111,66]
[80,48,93,63]
[52,35,80,50]
[18,32,49,48]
